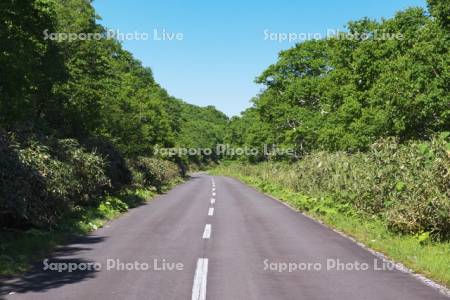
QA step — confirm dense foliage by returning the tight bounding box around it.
[0,0,227,229]
[130,157,180,193]
[220,134,450,239]
[0,131,109,228]
[226,0,449,155]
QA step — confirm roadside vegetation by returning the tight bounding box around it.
[0,0,227,275]
[217,135,450,239]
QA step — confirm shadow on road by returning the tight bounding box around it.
[0,235,106,299]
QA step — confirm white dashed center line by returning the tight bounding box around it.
[191,258,208,300]
[191,177,215,299]
[202,224,212,239]
[208,207,214,216]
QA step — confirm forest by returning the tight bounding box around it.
[227,1,448,155]
[0,0,227,230]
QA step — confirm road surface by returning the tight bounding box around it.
[1,174,448,299]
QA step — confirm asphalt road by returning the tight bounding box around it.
[1,174,448,300]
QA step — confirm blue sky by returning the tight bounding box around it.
[93,0,426,117]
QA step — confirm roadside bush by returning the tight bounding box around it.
[377,135,450,237]
[130,157,180,192]
[0,131,110,228]
[83,138,133,190]
[0,131,51,228]
[220,134,450,239]
[53,139,110,206]
[102,196,129,213]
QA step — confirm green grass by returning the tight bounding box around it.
[0,180,182,276]
[210,165,450,288]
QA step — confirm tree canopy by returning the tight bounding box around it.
[0,0,228,161]
[226,1,449,157]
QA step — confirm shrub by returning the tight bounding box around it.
[220,134,450,239]
[0,131,110,228]
[0,131,51,228]
[130,157,180,192]
[83,138,133,190]
[102,196,129,213]
[53,139,110,206]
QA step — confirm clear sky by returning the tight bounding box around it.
[93,0,427,117]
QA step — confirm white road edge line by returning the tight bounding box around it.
[191,258,208,300]
[208,207,214,216]
[211,198,215,204]
[242,181,450,297]
[202,224,211,239]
